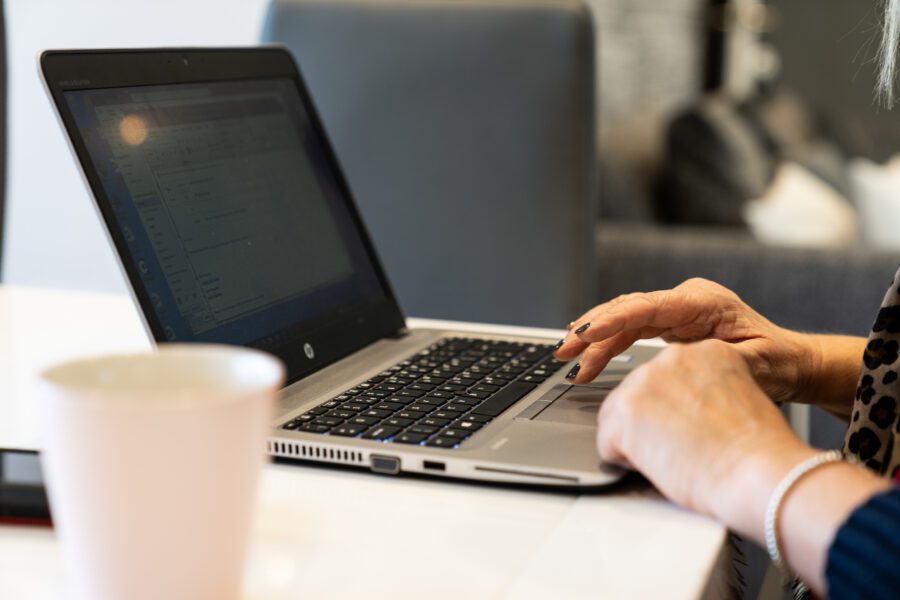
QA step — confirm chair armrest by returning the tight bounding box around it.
[596,223,900,335]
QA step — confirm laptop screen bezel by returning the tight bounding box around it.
[40,47,407,384]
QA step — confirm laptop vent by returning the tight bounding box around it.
[268,439,365,465]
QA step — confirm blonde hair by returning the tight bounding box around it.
[880,0,900,107]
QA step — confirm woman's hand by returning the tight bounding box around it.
[596,340,809,519]
[599,340,891,594]
[555,278,838,407]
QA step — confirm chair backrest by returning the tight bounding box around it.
[262,0,596,328]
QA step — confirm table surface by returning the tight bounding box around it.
[0,285,727,599]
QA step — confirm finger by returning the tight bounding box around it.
[575,288,715,344]
[555,294,644,359]
[570,330,641,384]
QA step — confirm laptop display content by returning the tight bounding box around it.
[63,77,391,356]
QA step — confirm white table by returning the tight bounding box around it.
[0,285,727,599]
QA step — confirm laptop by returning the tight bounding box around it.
[40,47,656,489]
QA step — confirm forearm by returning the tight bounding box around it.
[714,443,890,596]
[790,333,866,419]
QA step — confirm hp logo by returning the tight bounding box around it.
[303,343,315,360]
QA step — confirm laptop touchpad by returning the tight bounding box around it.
[531,382,618,426]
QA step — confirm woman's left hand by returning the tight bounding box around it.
[597,339,813,524]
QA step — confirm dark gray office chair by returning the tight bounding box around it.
[262,0,596,328]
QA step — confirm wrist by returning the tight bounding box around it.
[781,330,822,406]
[709,439,817,543]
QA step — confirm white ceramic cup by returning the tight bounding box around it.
[38,344,285,600]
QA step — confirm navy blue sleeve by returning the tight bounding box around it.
[826,486,900,600]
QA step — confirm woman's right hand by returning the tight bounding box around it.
[555,278,818,405]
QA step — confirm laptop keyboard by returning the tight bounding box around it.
[281,337,567,449]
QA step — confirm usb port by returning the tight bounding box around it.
[423,460,445,472]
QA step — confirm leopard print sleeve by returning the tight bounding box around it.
[843,266,900,478]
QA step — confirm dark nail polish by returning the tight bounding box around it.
[553,339,564,351]
[565,363,581,380]
[574,322,591,335]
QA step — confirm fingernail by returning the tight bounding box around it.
[565,363,581,380]
[567,321,576,330]
[574,322,591,335]
[553,339,564,351]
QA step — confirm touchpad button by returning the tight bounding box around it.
[532,384,615,426]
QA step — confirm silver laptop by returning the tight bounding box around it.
[41,47,656,489]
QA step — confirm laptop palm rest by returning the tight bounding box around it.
[523,380,620,426]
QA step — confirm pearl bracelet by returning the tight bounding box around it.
[764,449,845,571]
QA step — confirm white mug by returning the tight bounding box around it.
[38,344,285,600]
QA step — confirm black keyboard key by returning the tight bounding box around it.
[452,420,484,432]
[362,390,390,399]
[299,423,331,433]
[339,403,366,412]
[430,411,458,420]
[314,417,343,427]
[471,382,537,417]
[405,404,434,414]
[472,384,501,394]
[439,384,467,393]
[441,429,471,440]
[425,437,459,448]
[519,375,546,384]
[331,424,366,436]
[306,406,328,416]
[408,425,439,435]
[408,383,436,392]
[418,376,447,385]
[362,426,402,440]
[384,417,414,428]
[421,417,451,428]
[418,397,447,407]
[542,359,568,371]
[373,402,404,412]
[326,410,355,420]
[384,395,415,405]
[443,402,470,413]
[373,383,402,393]
[458,414,492,424]
[450,377,477,386]
[398,389,425,398]
[348,416,379,427]
[394,433,427,444]
[396,410,426,420]
[428,390,455,399]
[363,409,392,419]
[464,390,492,400]
[450,397,479,407]
[282,420,301,430]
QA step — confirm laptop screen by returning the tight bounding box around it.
[63,77,389,347]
